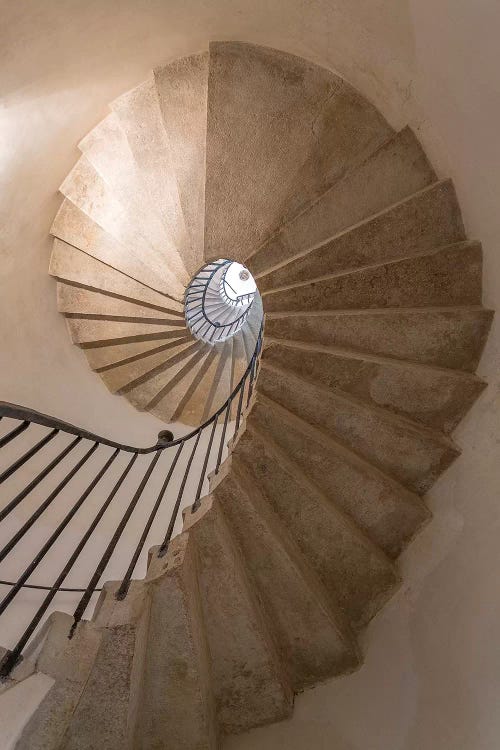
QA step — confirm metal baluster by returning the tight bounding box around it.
[158,430,202,556]
[0,443,110,616]
[193,417,218,512]
[235,376,247,434]
[70,452,139,635]
[214,399,231,475]
[0,428,59,485]
[0,442,98,565]
[246,353,257,407]
[0,436,81,523]
[116,443,184,599]
[0,421,29,449]
[0,449,120,677]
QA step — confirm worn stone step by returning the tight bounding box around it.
[171,346,225,426]
[84,336,191,371]
[135,535,218,750]
[262,339,486,434]
[99,338,195,393]
[205,41,391,263]
[262,241,482,313]
[214,458,360,689]
[66,317,184,347]
[259,360,459,494]
[56,283,186,322]
[154,51,209,274]
[78,112,189,287]
[50,239,183,312]
[248,126,437,277]
[251,394,430,558]
[265,306,493,371]
[59,155,185,299]
[184,495,293,735]
[111,78,191,274]
[51,200,174,297]
[233,424,400,629]
[257,180,464,290]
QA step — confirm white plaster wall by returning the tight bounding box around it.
[1,1,499,748]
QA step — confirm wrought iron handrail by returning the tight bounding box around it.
[0,322,264,678]
[185,259,255,343]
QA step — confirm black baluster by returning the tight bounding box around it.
[215,399,231,475]
[0,421,29,449]
[193,417,218,512]
[0,428,59,485]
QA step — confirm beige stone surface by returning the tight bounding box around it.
[263,241,482,313]
[257,179,464,290]
[262,339,486,433]
[248,127,436,277]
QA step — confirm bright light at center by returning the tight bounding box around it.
[223,262,257,301]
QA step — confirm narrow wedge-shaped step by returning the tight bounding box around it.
[99,338,194,393]
[205,41,392,262]
[251,394,430,558]
[66,318,185,347]
[56,283,185,322]
[78,112,189,286]
[232,425,400,628]
[111,78,191,273]
[259,359,459,494]
[248,127,437,276]
[263,241,482,313]
[213,458,360,689]
[170,347,221,425]
[135,535,218,750]
[84,337,191,371]
[60,582,150,750]
[14,614,102,750]
[199,338,234,421]
[51,200,173,296]
[256,180,465,290]
[184,494,293,735]
[154,51,209,274]
[265,307,493,371]
[50,239,183,312]
[59,156,185,299]
[263,339,487,434]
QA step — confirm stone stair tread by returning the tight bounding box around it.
[251,393,430,558]
[247,126,437,277]
[56,283,186,322]
[262,241,482,313]
[259,359,459,494]
[214,458,361,689]
[265,306,493,371]
[262,338,487,433]
[66,317,185,347]
[154,51,209,274]
[233,423,400,629]
[184,494,294,735]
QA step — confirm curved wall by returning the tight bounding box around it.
[1,2,499,748]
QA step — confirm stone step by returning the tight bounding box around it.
[257,180,464,290]
[200,338,234,421]
[250,394,430,558]
[51,200,174,296]
[172,345,227,426]
[66,317,184,347]
[213,458,360,690]
[59,155,185,299]
[184,494,294,735]
[259,360,459,494]
[84,337,192,371]
[56,283,186,322]
[233,424,400,629]
[154,51,209,275]
[262,339,486,434]
[99,338,195,393]
[78,112,189,287]
[262,241,482,313]
[265,306,493,371]
[111,78,191,274]
[247,126,437,277]
[50,239,183,312]
[205,41,392,262]
[135,535,218,750]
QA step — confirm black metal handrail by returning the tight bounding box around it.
[0,322,264,678]
[185,259,255,343]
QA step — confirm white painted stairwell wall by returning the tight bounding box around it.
[0,1,499,748]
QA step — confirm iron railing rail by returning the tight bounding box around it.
[0,321,264,678]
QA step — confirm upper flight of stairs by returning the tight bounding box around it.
[3,41,493,748]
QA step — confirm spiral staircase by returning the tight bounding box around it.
[0,41,493,749]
